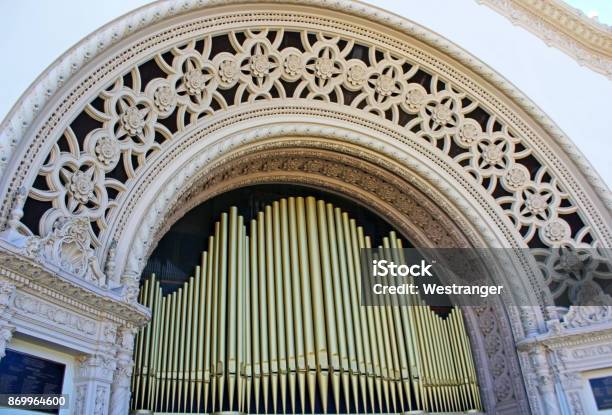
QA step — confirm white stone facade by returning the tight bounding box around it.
[0,1,611,414]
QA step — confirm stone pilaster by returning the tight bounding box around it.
[73,354,115,415]
[109,325,136,415]
[528,345,562,415]
[0,279,16,360]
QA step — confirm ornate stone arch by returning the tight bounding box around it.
[0,1,610,414]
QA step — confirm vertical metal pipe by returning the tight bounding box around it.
[197,252,208,413]
[159,293,170,412]
[272,201,287,415]
[305,197,329,414]
[288,197,307,414]
[178,282,188,412]
[149,282,162,411]
[216,212,229,411]
[334,208,358,412]
[280,199,297,415]
[250,219,262,414]
[183,276,194,412]
[341,212,366,413]
[227,207,239,411]
[257,211,270,413]
[296,197,317,414]
[396,238,425,411]
[204,232,217,413]
[387,233,412,412]
[245,232,253,414]
[171,289,181,412]
[265,205,279,412]
[324,202,348,414]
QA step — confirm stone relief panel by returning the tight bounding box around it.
[13,292,97,337]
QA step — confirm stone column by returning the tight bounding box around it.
[529,345,562,415]
[73,354,115,415]
[0,279,16,361]
[559,371,586,415]
[109,325,136,415]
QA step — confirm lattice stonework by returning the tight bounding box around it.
[18,27,609,305]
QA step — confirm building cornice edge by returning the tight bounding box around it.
[477,0,612,80]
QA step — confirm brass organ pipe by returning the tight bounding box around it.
[306,196,329,414]
[426,307,443,412]
[387,234,413,412]
[325,203,350,414]
[341,212,366,413]
[245,233,253,414]
[159,294,170,412]
[257,211,270,413]
[414,303,433,412]
[197,252,208,413]
[366,242,385,413]
[393,237,419,411]
[272,202,287,414]
[380,238,401,413]
[349,219,375,413]
[434,313,451,410]
[133,196,487,414]
[249,219,262,414]
[204,232,217,413]
[374,239,394,413]
[143,276,158,409]
[427,306,445,410]
[296,197,316,413]
[264,205,278,415]
[288,198,307,414]
[452,309,473,408]
[236,218,246,413]
[447,308,469,410]
[451,310,471,409]
[315,199,339,413]
[227,207,239,411]
[448,314,464,411]
[216,212,229,411]
[455,308,482,410]
[177,282,187,411]
[149,281,162,410]
[185,276,195,412]
[334,208,358,412]
[211,221,222,412]
[241,229,249,413]
[165,292,175,412]
[280,199,297,414]
[443,312,462,411]
[170,288,181,411]
[427,311,445,411]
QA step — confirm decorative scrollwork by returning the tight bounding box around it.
[16,26,608,303]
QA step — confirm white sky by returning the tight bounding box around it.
[1,0,611,187]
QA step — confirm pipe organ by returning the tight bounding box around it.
[132,196,481,413]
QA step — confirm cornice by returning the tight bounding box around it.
[0,241,150,326]
[478,0,612,79]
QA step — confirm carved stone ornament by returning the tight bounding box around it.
[0,279,16,359]
[23,216,106,286]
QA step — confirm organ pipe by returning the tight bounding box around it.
[131,196,482,414]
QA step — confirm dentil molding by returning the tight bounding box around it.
[478,0,612,79]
